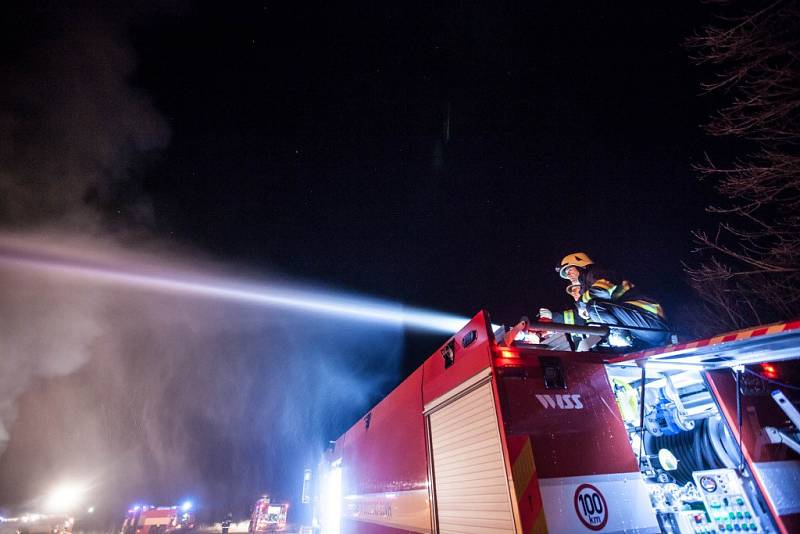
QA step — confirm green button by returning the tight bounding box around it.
[742,525,749,532]
[750,524,757,532]
[744,512,751,519]
[726,525,734,532]
[736,497,744,506]
[729,512,736,519]
[736,512,743,519]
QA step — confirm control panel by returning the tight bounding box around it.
[675,508,715,533]
[693,469,763,532]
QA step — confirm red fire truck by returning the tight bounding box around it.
[120,505,195,534]
[248,497,289,533]
[315,311,800,533]
[2,514,74,534]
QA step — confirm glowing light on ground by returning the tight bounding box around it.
[45,481,86,513]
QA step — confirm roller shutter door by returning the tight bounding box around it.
[428,381,516,534]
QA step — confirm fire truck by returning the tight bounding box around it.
[315,311,800,533]
[120,505,195,534]
[248,496,289,533]
[1,514,73,534]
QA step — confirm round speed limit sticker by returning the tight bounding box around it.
[573,483,608,530]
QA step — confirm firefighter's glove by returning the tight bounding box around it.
[538,308,552,320]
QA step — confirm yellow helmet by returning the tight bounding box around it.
[556,252,593,279]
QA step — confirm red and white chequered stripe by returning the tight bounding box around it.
[606,318,800,364]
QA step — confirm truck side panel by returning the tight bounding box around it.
[422,312,494,407]
[427,378,518,534]
[706,363,800,534]
[496,354,660,533]
[335,310,498,533]
[339,367,431,533]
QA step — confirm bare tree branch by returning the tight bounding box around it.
[685,0,800,330]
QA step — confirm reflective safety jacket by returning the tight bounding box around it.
[577,265,665,319]
[552,308,585,325]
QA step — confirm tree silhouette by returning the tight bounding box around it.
[685,0,800,331]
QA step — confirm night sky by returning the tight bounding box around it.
[131,1,717,319]
[1,0,729,525]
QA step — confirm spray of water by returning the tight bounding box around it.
[0,235,468,334]
[0,1,455,518]
[0,233,469,518]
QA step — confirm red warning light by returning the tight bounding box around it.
[761,363,778,379]
[500,349,518,359]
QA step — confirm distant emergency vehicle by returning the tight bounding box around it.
[2,515,73,534]
[248,497,289,533]
[120,505,195,534]
[315,311,800,533]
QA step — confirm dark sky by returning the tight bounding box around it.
[1,0,728,524]
[132,1,717,324]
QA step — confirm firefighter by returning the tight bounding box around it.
[548,252,670,348]
[537,283,587,349]
[221,513,232,534]
[538,283,586,325]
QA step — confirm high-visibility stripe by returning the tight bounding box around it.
[507,436,547,534]
[592,279,616,293]
[581,290,591,303]
[532,511,548,534]
[563,310,575,325]
[593,279,614,290]
[512,438,535,501]
[608,318,800,363]
[612,280,633,300]
[625,299,665,318]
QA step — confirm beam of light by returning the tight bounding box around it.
[0,237,469,335]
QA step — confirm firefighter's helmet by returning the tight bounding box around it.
[556,252,593,279]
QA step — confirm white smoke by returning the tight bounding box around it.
[0,235,405,516]
[0,1,411,519]
[0,0,171,473]
[0,3,170,229]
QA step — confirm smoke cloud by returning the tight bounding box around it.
[0,2,170,228]
[0,240,403,518]
[0,1,404,523]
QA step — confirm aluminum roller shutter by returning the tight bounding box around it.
[428,381,516,534]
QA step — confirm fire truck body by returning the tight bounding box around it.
[2,514,74,534]
[121,506,194,534]
[607,321,800,533]
[705,366,800,532]
[317,311,800,533]
[248,497,289,533]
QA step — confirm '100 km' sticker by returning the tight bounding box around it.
[573,483,608,530]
